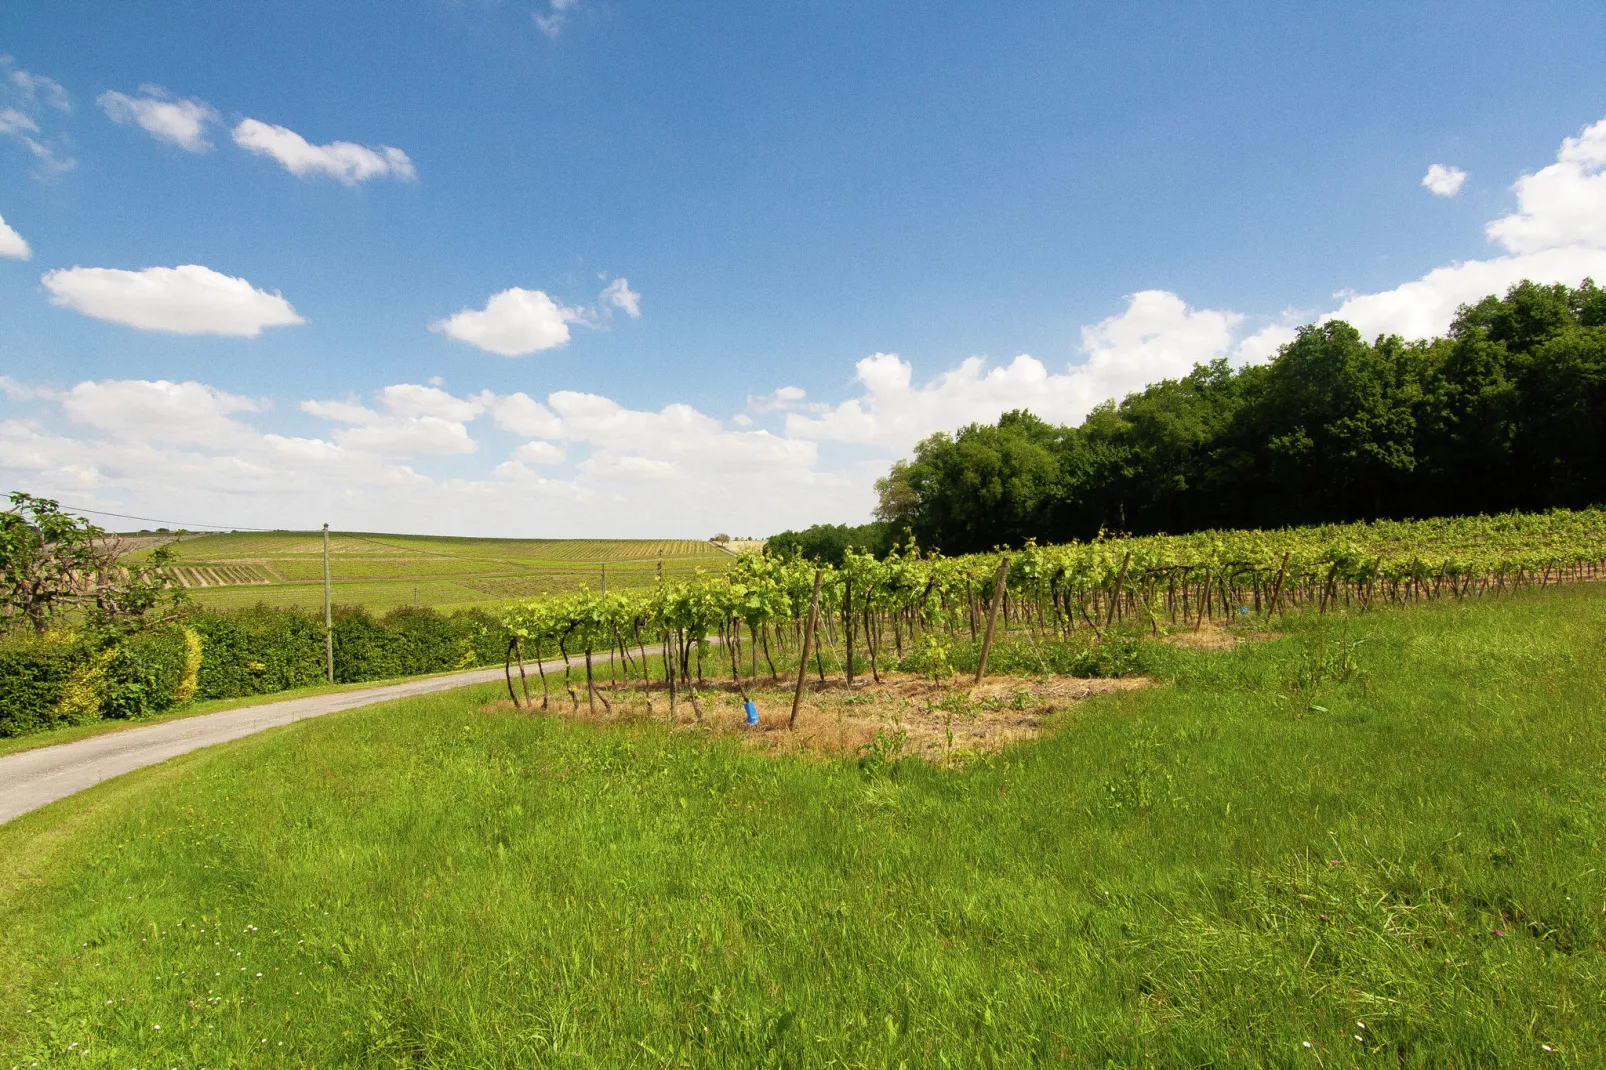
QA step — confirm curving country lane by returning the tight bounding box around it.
[0,664,533,825]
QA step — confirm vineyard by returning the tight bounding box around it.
[123,531,732,612]
[497,508,1606,711]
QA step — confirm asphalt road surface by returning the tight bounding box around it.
[0,664,523,825]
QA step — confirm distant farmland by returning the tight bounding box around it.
[122,531,735,612]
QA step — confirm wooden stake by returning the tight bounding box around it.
[322,522,333,683]
[1105,550,1131,629]
[973,555,1009,685]
[1267,551,1290,618]
[790,567,823,729]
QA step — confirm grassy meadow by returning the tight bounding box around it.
[123,531,733,612]
[2,585,1604,1065]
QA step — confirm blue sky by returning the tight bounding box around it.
[3,2,1606,536]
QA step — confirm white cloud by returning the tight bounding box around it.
[535,0,580,38]
[61,380,261,446]
[1484,118,1606,254]
[511,440,565,465]
[0,376,57,402]
[41,264,305,336]
[0,212,30,259]
[431,287,581,356]
[786,292,1241,453]
[0,107,37,135]
[375,383,483,422]
[599,276,641,318]
[748,385,813,413]
[99,87,219,151]
[1324,117,1606,339]
[5,60,69,112]
[1079,290,1241,397]
[1326,246,1606,341]
[481,391,565,437]
[232,118,416,185]
[0,59,74,175]
[0,376,856,537]
[1422,163,1467,197]
[1233,322,1298,365]
[302,384,482,457]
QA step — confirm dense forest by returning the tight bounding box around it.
[772,280,1606,559]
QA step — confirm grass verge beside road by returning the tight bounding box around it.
[2,585,1603,1064]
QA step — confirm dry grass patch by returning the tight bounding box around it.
[483,671,1149,764]
[1162,622,1281,650]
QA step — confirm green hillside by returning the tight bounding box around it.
[124,531,733,612]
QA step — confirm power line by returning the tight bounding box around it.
[49,503,282,533]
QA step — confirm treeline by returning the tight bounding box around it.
[826,280,1606,555]
[0,605,511,739]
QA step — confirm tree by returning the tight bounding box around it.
[858,279,1606,548]
[0,492,185,634]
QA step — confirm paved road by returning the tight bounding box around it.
[0,664,527,825]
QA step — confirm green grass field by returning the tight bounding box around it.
[3,586,1604,1065]
[124,531,734,612]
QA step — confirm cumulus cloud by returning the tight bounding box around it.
[41,264,305,336]
[302,384,482,457]
[99,86,219,151]
[748,384,818,414]
[786,292,1242,453]
[232,118,416,185]
[0,212,30,259]
[1422,163,1467,197]
[1485,118,1606,254]
[1325,117,1606,339]
[511,440,565,465]
[431,288,582,356]
[481,391,565,437]
[1,376,856,536]
[61,379,261,446]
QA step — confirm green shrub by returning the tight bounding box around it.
[189,608,325,698]
[99,625,189,720]
[0,629,87,737]
[0,605,512,741]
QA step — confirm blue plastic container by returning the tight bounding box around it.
[744,700,758,726]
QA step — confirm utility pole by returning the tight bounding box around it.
[601,561,607,595]
[323,523,334,683]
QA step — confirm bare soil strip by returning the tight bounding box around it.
[485,671,1151,763]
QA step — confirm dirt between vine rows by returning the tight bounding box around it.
[1163,622,1282,650]
[484,672,1151,763]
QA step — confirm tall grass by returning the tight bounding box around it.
[2,586,1603,1065]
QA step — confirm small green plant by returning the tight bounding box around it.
[857,728,907,775]
[1287,619,1368,696]
[907,632,954,684]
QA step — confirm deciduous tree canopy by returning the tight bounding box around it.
[869,280,1606,554]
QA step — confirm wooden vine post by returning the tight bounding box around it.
[973,555,1010,686]
[789,567,824,729]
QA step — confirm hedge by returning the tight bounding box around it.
[0,605,512,739]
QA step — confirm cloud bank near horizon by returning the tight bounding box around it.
[6,117,1606,536]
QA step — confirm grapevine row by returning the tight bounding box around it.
[498,508,1606,713]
